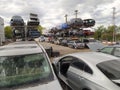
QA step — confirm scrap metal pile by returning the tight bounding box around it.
[10,13,40,41]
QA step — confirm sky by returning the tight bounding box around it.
[0,0,120,30]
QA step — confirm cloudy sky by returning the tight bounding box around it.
[0,0,120,29]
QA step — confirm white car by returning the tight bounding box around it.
[0,41,63,90]
[67,40,85,49]
[39,36,45,42]
[52,52,120,90]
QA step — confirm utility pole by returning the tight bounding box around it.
[112,7,116,42]
[75,10,78,19]
[64,14,68,23]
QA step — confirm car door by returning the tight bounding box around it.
[80,63,94,90]
[66,58,85,90]
[57,56,73,85]
[113,47,120,57]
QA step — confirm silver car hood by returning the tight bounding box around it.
[87,42,105,51]
[17,80,62,90]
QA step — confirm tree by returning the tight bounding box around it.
[4,26,12,39]
[104,25,114,41]
[94,26,106,40]
[37,25,45,34]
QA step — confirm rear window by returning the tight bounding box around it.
[97,60,120,80]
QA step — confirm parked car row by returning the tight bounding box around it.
[39,36,86,49]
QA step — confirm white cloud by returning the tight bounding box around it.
[0,0,120,28]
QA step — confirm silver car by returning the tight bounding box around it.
[98,45,120,57]
[52,52,120,90]
[67,40,85,49]
[0,41,63,90]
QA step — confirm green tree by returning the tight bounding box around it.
[37,25,45,34]
[104,25,114,41]
[115,26,120,41]
[100,25,117,41]
[4,26,12,39]
[94,25,106,40]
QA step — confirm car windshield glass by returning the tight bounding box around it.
[0,53,54,88]
[100,47,113,54]
[97,60,120,80]
[75,41,81,43]
[114,47,120,57]
[69,41,74,43]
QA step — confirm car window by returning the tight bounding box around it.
[84,64,93,74]
[69,41,74,43]
[59,56,73,76]
[97,60,120,80]
[75,40,81,43]
[60,56,73,61]
[71,61,93,74]
[71,58,93,74]
[0,53,54,88]
[114,47,120,57]
[71,61,85,71]
[100,47,113,54]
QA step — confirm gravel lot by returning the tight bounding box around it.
[40,42,91,60]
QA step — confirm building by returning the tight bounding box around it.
[0,17,5,45]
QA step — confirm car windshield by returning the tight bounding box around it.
[75,41,81,43]
[97,60,120,80]
[69,41,74,43]
[0,53,54,88]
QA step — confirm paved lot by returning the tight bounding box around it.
[40,42,91,60]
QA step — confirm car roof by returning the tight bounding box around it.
[68,52,119,65]
[104,45,120,48]
[0,41,44,56]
